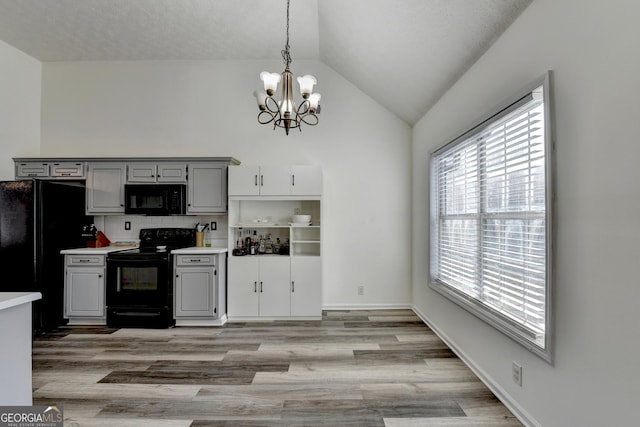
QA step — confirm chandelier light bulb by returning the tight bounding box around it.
[253,90,267,110]
[297,75,317,99]
[308,93,321,112]
[260,72,281,96]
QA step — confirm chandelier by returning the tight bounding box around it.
[253,0,321,135]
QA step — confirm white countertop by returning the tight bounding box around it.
[0,292,42,311]
[60,246,136,255]
[171,247,228,254]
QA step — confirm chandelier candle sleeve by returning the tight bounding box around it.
[253,0,321,135]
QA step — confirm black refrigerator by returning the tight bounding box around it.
[0,180,93,334]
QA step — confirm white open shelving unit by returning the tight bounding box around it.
[226,165,323,321]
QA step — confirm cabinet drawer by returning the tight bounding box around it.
[51,162,85,178]
[175,254,215,266]
[66,255,105,266]
[16,162,50,177]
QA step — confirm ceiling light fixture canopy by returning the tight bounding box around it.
[253,0,321,135]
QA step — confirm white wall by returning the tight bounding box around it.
[0,40,41,179]
[40,59,412,308]
[412,0,640,426]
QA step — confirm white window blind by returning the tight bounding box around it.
[430,75,552,360]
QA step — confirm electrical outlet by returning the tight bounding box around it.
[357,285,365,296]
[210,221,217,231]
[512,362,523,386]
[124,221,131,230]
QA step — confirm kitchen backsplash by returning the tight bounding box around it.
[98,215,228,247]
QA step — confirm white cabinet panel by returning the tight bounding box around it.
[228,257,291,318]
[258,166,292,196]
[228,165,322,196]
[291,165,322,196]
[258,257,291,317]
[228,165,260,196]
[291,257,322,317]
[228,257,260,317]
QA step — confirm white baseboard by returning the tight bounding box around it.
[322,303,412,310]
[227,316,322,322]
[411,304,541,427]
[175,314,227,327]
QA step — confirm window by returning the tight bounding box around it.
[430,73,553,362]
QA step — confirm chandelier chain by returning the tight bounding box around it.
[281,0,292,66]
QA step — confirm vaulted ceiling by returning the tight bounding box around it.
[0,0,532,124]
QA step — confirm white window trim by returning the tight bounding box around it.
[429,72,555,363]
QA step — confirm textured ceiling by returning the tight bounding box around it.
[0,0,532,124]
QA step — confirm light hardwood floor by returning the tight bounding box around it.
[32,310,523,426]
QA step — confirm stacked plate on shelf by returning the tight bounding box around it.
[290,214,312,226]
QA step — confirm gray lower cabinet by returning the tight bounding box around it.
[64,255,106,322]
[174,252,227,324]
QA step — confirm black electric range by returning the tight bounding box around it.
[106,228,195,328]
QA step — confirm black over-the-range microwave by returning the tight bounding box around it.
[124,184,187,215]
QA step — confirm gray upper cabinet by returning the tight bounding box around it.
[86,163,126,214]
[16,161,85,179]
[14,157,238,215]
[127,163,187,183]
[187,162,227,214]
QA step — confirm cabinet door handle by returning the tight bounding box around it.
[260,175,264,186]
[260,281,263,292]
[291,281,295,292]
[254,174,258,186]
[254,281,257,293]
[98,274,102,278]
[292,174,295,186]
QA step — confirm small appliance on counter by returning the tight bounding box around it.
[81,225,111,247]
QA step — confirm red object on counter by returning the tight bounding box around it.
[95,231,111,248]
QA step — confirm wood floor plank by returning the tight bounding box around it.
[383,417,524,427]
[194,384,363,402]
[31,310,522,426]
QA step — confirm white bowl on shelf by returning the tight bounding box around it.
[292,214,311,224]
